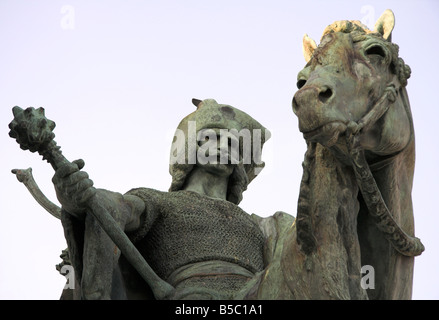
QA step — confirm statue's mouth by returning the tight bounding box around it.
[302,121,347,147]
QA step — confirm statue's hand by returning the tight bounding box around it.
[52,159,96,218]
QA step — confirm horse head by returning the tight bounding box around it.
[293,10,413,164]
[289,10,422,299]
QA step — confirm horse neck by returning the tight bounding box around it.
[370,138,415,230]
[298,142,360,244]
[368,85,415,231]
[296,142,366,299]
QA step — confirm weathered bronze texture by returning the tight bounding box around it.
[9,9,422,300]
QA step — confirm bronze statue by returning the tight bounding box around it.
[9,9,423,300]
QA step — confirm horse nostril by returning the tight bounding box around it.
[318,87,333,104]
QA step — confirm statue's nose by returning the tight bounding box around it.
[293,85,334,114]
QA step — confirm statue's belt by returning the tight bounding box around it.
[167,260,254,286]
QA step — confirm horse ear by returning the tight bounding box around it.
[374,9,395,41]
[192,98,203,109]
[303,34,317,63]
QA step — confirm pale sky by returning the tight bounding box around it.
[1,0,438,299]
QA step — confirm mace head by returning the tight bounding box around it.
[8,106,56,153]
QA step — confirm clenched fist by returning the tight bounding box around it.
[52,159,96,218]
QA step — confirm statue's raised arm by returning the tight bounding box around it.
[8,106,174,300]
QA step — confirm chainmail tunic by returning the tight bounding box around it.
[125,188,265,284]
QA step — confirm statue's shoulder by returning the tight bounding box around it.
[125,187,166,197]
[124,187,170,243]
[251,211,295,237]
[125,188,204,208]
[125,187,171,206]
[250,211,295,262]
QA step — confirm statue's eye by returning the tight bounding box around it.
[365,45,386,59]
[297,79,307,89]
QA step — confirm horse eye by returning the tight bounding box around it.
[365,45,386,58]
[297,79,307,89]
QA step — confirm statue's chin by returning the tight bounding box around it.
[302,121,347,147]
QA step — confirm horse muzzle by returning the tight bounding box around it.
[293,83,335,125]
[293,84,348,146]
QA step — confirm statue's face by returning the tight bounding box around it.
[170,99,270,183]
[169,99,270,203]
[195,127,240,178]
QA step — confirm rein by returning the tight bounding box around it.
[345,84,424,257]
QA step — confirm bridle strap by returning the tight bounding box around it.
[346,82,402,171]
[345,86,424,257]
[348,82,397,135]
